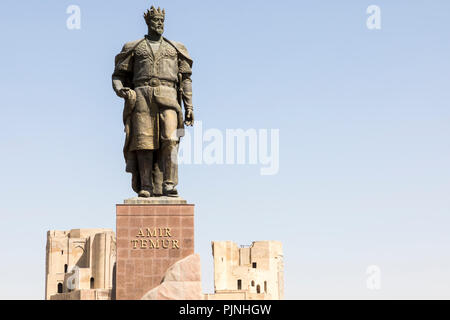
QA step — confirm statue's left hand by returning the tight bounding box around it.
[184,109,194,126]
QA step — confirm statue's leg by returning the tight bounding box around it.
[136,149,153,197]
[159,109,179,197]
[152,149,163,196]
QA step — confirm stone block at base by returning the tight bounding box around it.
[141,253,202,300]
[116,201,194,300]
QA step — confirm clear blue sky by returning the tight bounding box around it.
[0,0,449,299]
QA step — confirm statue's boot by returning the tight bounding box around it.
[160,139,179,197]
[138,190,151,198]
[137,150,153,197]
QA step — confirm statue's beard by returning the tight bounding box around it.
[150,25,164,35]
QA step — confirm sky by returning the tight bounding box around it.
[0,0,449,299]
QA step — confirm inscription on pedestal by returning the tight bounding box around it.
[131,227,180,249]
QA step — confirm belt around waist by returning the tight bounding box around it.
[134,78,176,88]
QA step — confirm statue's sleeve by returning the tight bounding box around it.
[112,43,135,94]
[178,54,193,111]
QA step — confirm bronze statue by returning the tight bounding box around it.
[112,6,194,198]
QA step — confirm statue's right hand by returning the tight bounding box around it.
[118,87,134,99]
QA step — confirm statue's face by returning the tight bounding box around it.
[148,16,164,35]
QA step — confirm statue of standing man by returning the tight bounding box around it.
[112,6,194,198]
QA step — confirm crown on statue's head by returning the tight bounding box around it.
[144,6,165,23]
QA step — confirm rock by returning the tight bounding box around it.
[141,254,202,300]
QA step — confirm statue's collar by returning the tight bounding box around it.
[144,34,163,43]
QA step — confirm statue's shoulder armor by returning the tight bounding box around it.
[122,38,145,52]
[163,38,193,66]
[114,38,146,67]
